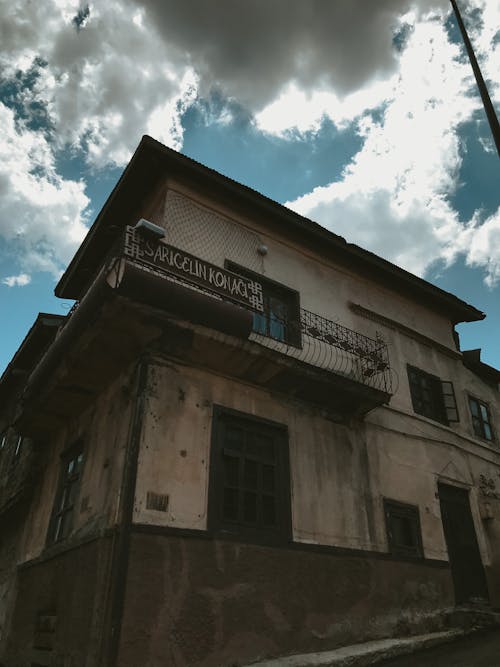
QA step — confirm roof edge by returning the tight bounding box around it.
[55,135,485,325]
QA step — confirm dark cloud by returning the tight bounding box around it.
[136,0,448,109]
[72,5,90,32]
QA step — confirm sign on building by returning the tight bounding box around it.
[124,225,264,312]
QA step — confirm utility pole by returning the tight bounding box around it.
[450,0,500,157]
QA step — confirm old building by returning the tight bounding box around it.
[1,135,500,667]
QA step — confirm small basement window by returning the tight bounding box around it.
[384,499,423,558]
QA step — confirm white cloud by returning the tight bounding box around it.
[286,13,500,285]
[255,79,396,135]
[463,0,500,106]
[0,103,89,278]
[454,209,500,288]
[0,0,454,170]
[0,0,197,168]
[0,0,498,288]
[2,273,31,287]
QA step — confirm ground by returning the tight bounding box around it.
[378,628,500,667]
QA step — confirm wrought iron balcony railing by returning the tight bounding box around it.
[247,308,392,394]
[66,229,393,396]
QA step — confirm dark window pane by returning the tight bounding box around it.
[49,444,84,544]
[58,487,70,512]
[262,495,276,526]
[269,316,285,341]
[223,454,239,486]
[469,398,494,442]
[14,436,23,457]
[385,499,422,558]
[391,515,415,548]
[223,488,239,521]
[472,417,482,437]
[54,516,63,541]
[255,434,275,462]
[243,492,257,523]
[226,427,245,452]
[262,465,275,493]
[245,435,261,460]
[58,510,72,540]
[407,366,450,424]
[269,297,287,341]
[253,312,268,336]
[67,481,79,507]
[243,460,258,489]
[212,410,290,540]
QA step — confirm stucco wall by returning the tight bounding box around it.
[157,186,455,350]
[3,536,112,667]
[19,367,134,563]
[134,361,382,552]
[118,533,453,667]
[0,505,25,660]
[134,360,500,580]
[150,186,499,445]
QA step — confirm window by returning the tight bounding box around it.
[48,443,84,543]
[469,397,494,442]
[208,407,291,543]
[13,435,23,461]
[384,499,423,558]
[407,365,458,425]
[226,261,301,346]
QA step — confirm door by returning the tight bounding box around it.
[438,483,489,604]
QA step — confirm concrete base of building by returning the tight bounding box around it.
[2,535,113,667]
[117,529,455,667]
[8,529,494,667]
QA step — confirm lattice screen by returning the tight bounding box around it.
[162,191,264,273]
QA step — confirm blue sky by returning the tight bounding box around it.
[0,0,499,374]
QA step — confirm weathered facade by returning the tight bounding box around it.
[1,136,500,667]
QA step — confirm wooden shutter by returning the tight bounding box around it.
[441,381,459,423]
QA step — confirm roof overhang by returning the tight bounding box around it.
[462,349,500,387]
[55,135,485,325]
[0,313,64,411]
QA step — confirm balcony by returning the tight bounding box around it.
[112,226,393,415]
[16,228,393,433]
[251,308,391,394]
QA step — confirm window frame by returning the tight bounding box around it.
[384,498,423,559]
[468,395,494,442]
[47,441,85,545]
[407,365,458,425]
[208,406,292,545]
[225,261,302,348]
